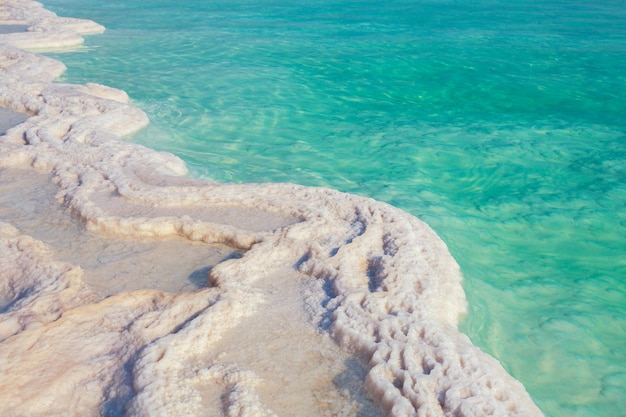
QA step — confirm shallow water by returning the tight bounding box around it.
[0,168,242,296]
[0,24,28,34]
[0,107,27,134]
[42,0,626,416]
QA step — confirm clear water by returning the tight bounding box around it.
[42,0,626,416]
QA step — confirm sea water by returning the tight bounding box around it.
[41,0,626,416]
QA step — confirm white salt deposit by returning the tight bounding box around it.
[0,1,544,416]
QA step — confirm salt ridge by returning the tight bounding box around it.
[0,1,544,416]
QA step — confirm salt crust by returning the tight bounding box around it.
[0,1,544,416]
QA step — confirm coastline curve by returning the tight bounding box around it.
[0,2,544,416]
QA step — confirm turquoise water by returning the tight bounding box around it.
[42,0,626,416]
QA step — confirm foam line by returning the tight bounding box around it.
[0,1,544,416]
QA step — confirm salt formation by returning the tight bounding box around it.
[0,1,544,416]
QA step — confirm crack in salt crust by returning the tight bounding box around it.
[0,1,544,416]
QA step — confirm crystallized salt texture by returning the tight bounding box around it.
[0,1,544,416]
[0,0,103,50]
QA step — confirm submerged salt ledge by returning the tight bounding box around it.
[0,2,544,416]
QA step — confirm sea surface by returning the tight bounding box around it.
[42,0,626,416]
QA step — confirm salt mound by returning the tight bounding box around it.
[0,1,544,416]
